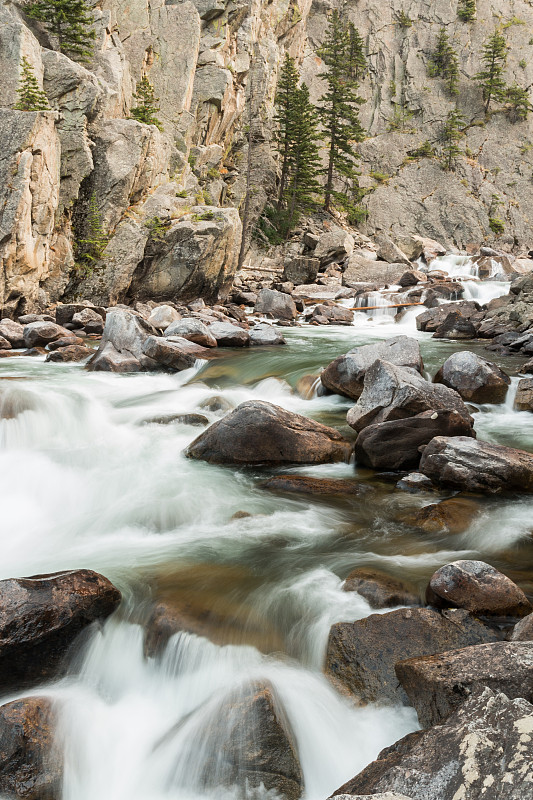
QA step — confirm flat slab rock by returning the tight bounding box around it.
[325,607,497,705]
[396,640,533,727]
[332,688,533,800]
[186,400,352,466]
[260,475,364,496]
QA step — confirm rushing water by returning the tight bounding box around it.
[1,258,533,800]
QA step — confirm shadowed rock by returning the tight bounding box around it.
[434,351,510,404]
[342,568,419,609]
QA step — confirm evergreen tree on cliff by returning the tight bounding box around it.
[25,0,96,61]
[475,30,508,114]
[284,83,322,222]
[348,24,367,81]
[441,108,465,171]
[130,76,162,130]
[15,57,50,111]
[457,0,476,22]
[317,10,366,217]
[274,54,301,211]
[428,28,459,96]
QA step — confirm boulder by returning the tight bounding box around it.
[415,301,480,333]
[23,321,71,348]
[396,641,533,727]
[283,256,319,285]
[249,323,286,346]
[255,289,297,321]
[0,570,120,690]
[405,497,481,534]
[47,336,85,350]
[375,233,411,266]
[314,230,354,265]
[88,309,158,372]
[309,304,354,325]
[165,319,217,348]
[332,688,533,800]
[54,303,106,327]
[208,322,250,347]
[186,400,352,466]
[395,235,446,264]
[325,607,496,705]
[321,336,423,401]
[511,613,533,641]
[514,377,533,411]
[426,560,531,617]
[346,361,472,433]
[419,436,533,493]
[147,305,181,330]
[142,336,210,371]
[398,270,427,288]
[342,568,419,609]
[342,256,405,288]
[395,473,435,492]
[434,351,510,404]
[260,475,363,497]
[45,345,92,363]
[354,410,474,470]
[71,307,104,334]
[0,696,62,800]
[0,319,25,348]
[432,311,477,340]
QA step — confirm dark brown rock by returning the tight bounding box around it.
[398,270,427,287]
[342,568,419,609]
[434,351,510,404]
[415,301,480,333]
[396,641,533,727]
[432,311,477,340]
[186,400,352,466]
[260,475,363,496]
[511,612,533,641]
[23,322,72,348]
[426,560,531,617]
[405,497,481,534]
[46,336,85,350]
[45,345,92,363]
[325,607,496,705]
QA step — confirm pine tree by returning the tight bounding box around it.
[317,10,366,214]
[348,24,367,81]
[428,28,459,96]
[475,30,508,114]
[76,193,108,267]
[14,57,50,111]
[505,84,533,122]
[285,83,322,223]
[440,108,465,171]
[457,0,476,22]
[274,54,300,210]
[25,0,96,62]
[130,76,162,130]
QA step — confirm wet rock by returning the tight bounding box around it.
[398,270,427,288]
[142,336,209,371]
[88,309,158,373]
[518,357,533,375]
[514,377,533,411]
[321,336,423,401]
[140,413,209,426]
[23,321,71,348]
[47,336,85,350]
[165,319,217,348]
[432,311,477,340]
[71,307,104,335]
[346,361,472,433]
[354,410,474,470]
[45,345,92,363]
[199,395,234,415]
[0,570,121,690]
[186,400,352,466]
[405,497,481,535]
[309,304,354,325]
[325,607,496,705]
[434,351,510,404]
[419,436,533,493]
[395,473,435,492]
[426,560,531,617]
[283,256,319,285]
[249,323,286,346]
[396,641,533,728]
[0,320,25,348]
[333,688,533,800]
[511,613,533,641]
[260,475,363,496]
[255,289,297,321]
[147,305,181,330]
[294,374,320,399]
[0,696,62,800]
[415,302,480,333]
[208,322,250,347]
[342,568,419,609]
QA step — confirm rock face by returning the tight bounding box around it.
[186,400,352,465]
[321,337,422,401]
[346,361,472,433]
[396,641,533,728]
[419,436,533,493]
[325,607,496,705]
[0,570,121,690]
[434,351,510,404]
[342,569,419,610]
[0,696,62,800]
[426,560,531,617]
[333,688,533,800]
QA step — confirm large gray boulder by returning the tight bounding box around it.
[165,319,217,347]
[342,255,405,288]
[249,323,286,346]
[434,351,510,403]
[332,688,533,800]
[186,400,352,466]
[346,361,472,432]
[255,289,297,321]
[419,436,533,493]
[208,321,250,347]
[142,335,210,370]
[88,309,158,372]
[321,336,423,400]
[23,321,71,348]
[314,230,354,265]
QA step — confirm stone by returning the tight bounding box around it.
[140,413,209,427]
[396,641,533,728]
[249,323,286,346]
[0,570,120,690]
[398,270,427,288]
[346,361,472,433]
[47,336,85,350]
[45,345,92,363]
[0,320,25,348]
[434,351,510,403]
[310,304,354,325]
[426,560,531,617]
[314,230,354,265]
[165,319,217,348]
[354,410,474,470]
[186,400,352,466]
[23,321,71,348]
[0,336,11,350]
[375,233,411,266]
[142,336,210,371]
[71,307,104,334]
[511,613,533,641]
[260,476,363,497]
[395,235,446,264]
[432,311,477,340]
[395,473,435,492]
[333,688,533,800]
[342,568,419,609]
[283,256,319,285]
[255,289,297,321]
[405,497,481,535]
[325,607,496,705]
[515,377,533,411]
[88,309,158,373]
[199,396,234,414]
[0,696,62,800]
[419,436,533,493]
[415,302,480,333]
[208,322,250,347]
[321,336,423,401]
[55,303,105,327]
[147,305,181,330]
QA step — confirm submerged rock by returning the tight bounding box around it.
[342,568,419,610]
[405,497,481,535]
[434,351,510,404]
[186,400,352,465]
[260,475,363,496]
